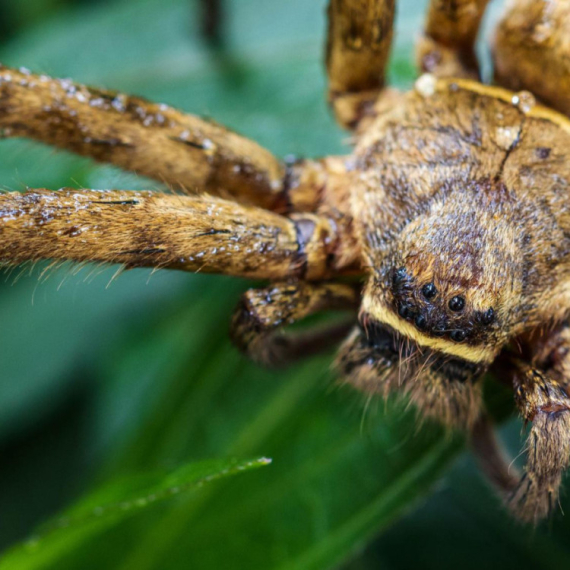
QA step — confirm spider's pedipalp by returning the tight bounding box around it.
[0,66,289,210]
[0,189,351,281]
[337,321,484,429]
[326,0,396,129]
[231,281,359,367]
[417,0,489,80]
[494,0,570,117]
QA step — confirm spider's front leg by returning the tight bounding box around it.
[0,66,331,212]
[0,189,355,281]
[231,281,359,367]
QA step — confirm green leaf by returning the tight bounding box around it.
[5,277,462,570]
[348,421,570,570]
[0,457,271,570]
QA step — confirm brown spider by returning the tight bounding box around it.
[1,0,570,524]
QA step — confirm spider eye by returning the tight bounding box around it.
[432,322,447,336]
[480,308,495,325]
[421,282,437,299]
[448,296,465,312]
[393,266,408,285]
[398,302,416,320]
[415,314,428,330]
[450,330,467,343]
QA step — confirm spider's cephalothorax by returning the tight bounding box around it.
[2,0,570,524]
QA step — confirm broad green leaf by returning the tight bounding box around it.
[0,457,271,570]
[3,276,463,569]
[349,422,570,570]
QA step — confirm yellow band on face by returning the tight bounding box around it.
[361,296,497,364]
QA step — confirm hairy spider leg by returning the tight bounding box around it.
[326,0,396,129]
[417,0,490,80]
[0,66,332,213]
[472,325,570,523]
[0,56,362,365]
[231,281,359,367]
[509,362,570,523]
[494,0,570,117]
[0,189,353,281]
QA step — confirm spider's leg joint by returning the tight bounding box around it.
[290,213,338,280]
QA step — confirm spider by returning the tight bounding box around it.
[1,0,570,524]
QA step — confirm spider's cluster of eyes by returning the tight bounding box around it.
[392,267,495,343]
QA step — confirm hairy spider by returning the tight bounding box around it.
[1,0,570,524]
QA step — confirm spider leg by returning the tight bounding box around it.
[0,66,332,212]
[493,0,570,116]
[470,413,520,498]
[508,361,570,523]
[0,188,354,280]
[417,0,490,80]
[200,0,224,45]
[472,326,570,523]
[326,0,396,129]
[231,281,359,367]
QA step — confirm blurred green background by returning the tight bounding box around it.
[0,0,569,568]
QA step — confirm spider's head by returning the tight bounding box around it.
[337,184,524,424]
[360,182,523,365]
